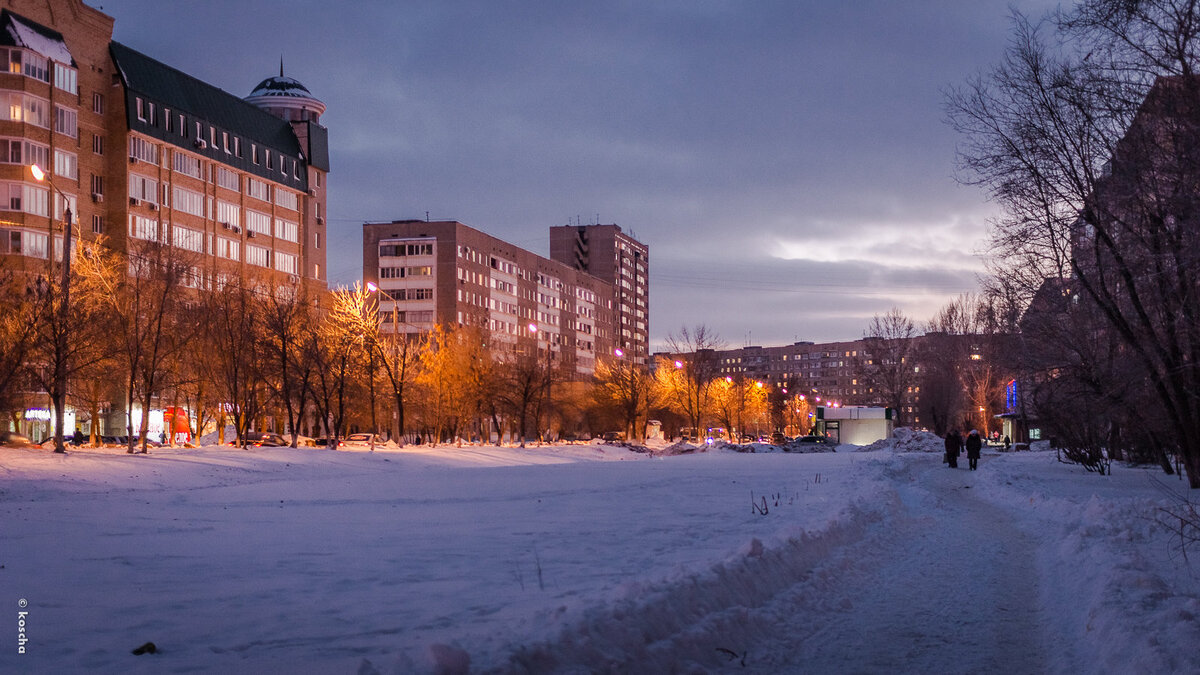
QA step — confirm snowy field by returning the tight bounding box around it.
[3,435,1200,674]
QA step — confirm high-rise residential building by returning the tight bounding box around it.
[0,0,329,439]
[362,220,615,377]
[0,0,329,293]
[549,224,649,365]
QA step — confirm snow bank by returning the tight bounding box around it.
[973,452,1200,674]
[858,426,944,453]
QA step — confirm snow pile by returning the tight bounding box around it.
[859,426,944,453]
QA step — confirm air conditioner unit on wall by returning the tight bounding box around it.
[91,193,103,203]
[129,197,140,206]
[194,139,207,150]
[221,222,230,230]
[316,216,324,225]
[247,230,255,238]
[129,156,139,164]
[147,203,157,211]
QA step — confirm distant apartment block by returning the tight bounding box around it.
[550,224,650,365]
[363,220,623,377]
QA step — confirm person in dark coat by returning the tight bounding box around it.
[944,430,961,468]
[966,429,983,470]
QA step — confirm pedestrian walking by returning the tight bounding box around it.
[1003,434,1011,451]
[944,430,961,468]
[966,429,982,470]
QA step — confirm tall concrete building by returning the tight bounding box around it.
[549,224,649,365]
[363,220,615,377]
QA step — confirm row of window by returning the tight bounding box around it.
[380,242,433,257]
[134,96,306,185]
[127,214,298,274]
[380,265,432,279]
[131,138,303,210]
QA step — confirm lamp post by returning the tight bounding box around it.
[32,164,72,454]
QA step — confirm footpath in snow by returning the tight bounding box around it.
[2,438,1199,674]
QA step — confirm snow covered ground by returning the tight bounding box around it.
[3,436,1199,674]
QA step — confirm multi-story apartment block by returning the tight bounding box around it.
[550,224,649,365]
[363,220,615,377]
[0,0,329,440]
[0,0,329,294]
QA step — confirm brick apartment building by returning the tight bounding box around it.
[0,0,329,438]
[363,220,636,377]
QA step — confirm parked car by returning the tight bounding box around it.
[601,431,625,443]
[232,432,288,447]
[311,437,344,448]
[793,435,832,447]
[0,431,33,447]
[770,432,789,445]
[342,433,385,447]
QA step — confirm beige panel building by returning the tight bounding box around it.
[363,220,615,377]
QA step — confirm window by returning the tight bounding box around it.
[274,189,297,211]
[233,137,241,157]
[172,186,204,217]
[265,150,273,170]
[275,218,298,242]
[91,214,103,234]
[246,177,269,201]
[274,251,297,274]
[214,237,239,260]
[92,134,103,155]
[173,225,203,253]
[53,64,77,94]
[54,106,77,138]
[128,174,158,204]
[89,174,103,196]
[5,49,49,82]
[0,92,49,127]
[251,144,259,165]
[128,214,159,241]
[221,131,230,153]
[216,167,238,191]
[172,152,201,179]
[92,93,103,115]
[0,183,47,216]
[245,244,269,268]
[53,149,77,181]
[216,200,240,228]
[129,136,158,164]
[314,231,321,249]
[2,229,48,258]
[246,210,270,236]
[0,138,48,168]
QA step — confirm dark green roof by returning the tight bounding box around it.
[110,41,301,157]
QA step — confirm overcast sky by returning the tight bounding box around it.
[96,0,1057,350]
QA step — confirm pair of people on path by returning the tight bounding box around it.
[944,429,983,470]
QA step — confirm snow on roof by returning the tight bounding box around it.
[5,12,74,66]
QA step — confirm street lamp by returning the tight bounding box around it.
[32,164,73,454]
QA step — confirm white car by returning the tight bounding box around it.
[341,433,385,447]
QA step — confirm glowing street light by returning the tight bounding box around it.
[32,164,73,454]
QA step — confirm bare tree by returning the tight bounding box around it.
[656,325,724,438]
[947,0,1200,485]
[200,275,267,448]
[592,353,659,442]
[857,308,919,426]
